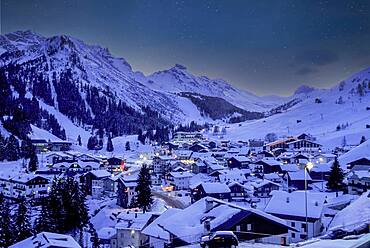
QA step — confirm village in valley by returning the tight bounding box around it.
[2,2,370,247]
[1,124,369,248]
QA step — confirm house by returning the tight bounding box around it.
[31,139,49,153]
[265,137,296,151]
[141,208,182,247]
[50,160,102,174]
[106,157,124,172]
[248,139,265,152]
[283,170,312,190]
[151,156,175,177]
[315,153,336,164]
[278,152,295,164]
[228,181,248,201]
[9,232,81,248]
[167,171,194,190]
[45,152,73,165]
[191,182,231,203]
[97,227,117,247]
[265,191,327,243]
[248,179,280,198]
[173,131,203,144]
[217,169,247,184]
[256,151,275,160]
[286,140,322,153]
[143,197,293,247]
[346,157,370,170]
[227,156,250,169]
[80,170,111,195]
[293,153,310,165]
[0,173,50,201]
[117,173,139,208]
[309,163,332,181]
[346,169,370,195]
[48,140,72,152]
[112,212,157,248]
[191,160,207,174]
[264,173,282,184]
[102,173,121,194]
[255,159,283,174]
[189,143,208,152]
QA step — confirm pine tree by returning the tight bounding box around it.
[360,136,366,144]
[13,196,32,243]
[77,135,82,146]
[125,141,130,151]
[0,134,5,161]
[89,223,100,248]
[135,164,153,213]
[87,135,98,150]
[28,150,38,172]
[106,134,114,152]
[341,136,347,147]
[0,193,14,247]
[326,157,344,195]
[5,135,20,161]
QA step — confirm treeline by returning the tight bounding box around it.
[179,92,264,122]
[0,68,66,141]
[0,177,92,247]
[2,58,169,139]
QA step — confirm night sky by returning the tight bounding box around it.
[1,0,370,96]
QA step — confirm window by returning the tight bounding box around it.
[291,232,295,238]
[291,222,295,227]
[246,224,252,231]
[300,234,307,239]
[301,223,307,232]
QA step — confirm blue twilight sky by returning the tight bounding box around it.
[1,0,370,96]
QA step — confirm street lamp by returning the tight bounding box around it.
[304,161,314,240]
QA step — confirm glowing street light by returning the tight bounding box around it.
[304,161,314,240]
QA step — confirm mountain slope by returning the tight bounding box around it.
[145,64,280,111]
[0,31,272,141]
[220,67,370,149]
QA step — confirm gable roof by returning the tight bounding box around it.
[10,232,81,248]
[199,182,231,194]
[147,197,290,244]
[265,191,327,219]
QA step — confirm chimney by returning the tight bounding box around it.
[204,219,211,234]
[205,198,213,212]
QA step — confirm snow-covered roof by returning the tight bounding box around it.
[9,232,81,248]
[265,191,328,219]
[90,169,111,178]
[169,171,194,179]
[279,163,299,172]
[329,191,370,233]
[287,170,312,181]
[199,182,231,193]
[142,208,181,240]
[115,212,154,231]
[218,169,246,183]
[97,227,116,240]
[146,197,290,244]
[250,179,280,189]
[338,140,370,168]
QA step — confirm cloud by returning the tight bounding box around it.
[296,50,339,66]
[295,67,318,75]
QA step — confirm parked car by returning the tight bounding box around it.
[200,231,239,248]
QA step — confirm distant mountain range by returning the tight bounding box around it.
[0,30,369,143]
